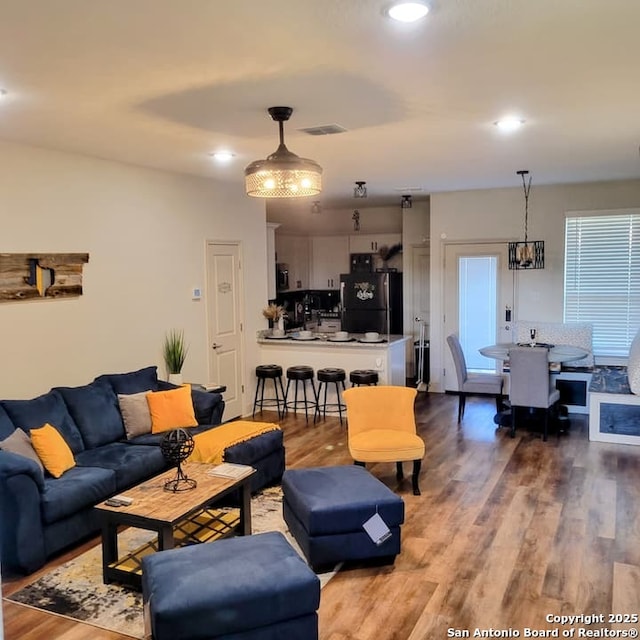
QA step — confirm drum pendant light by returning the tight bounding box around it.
[508,170,545,269]
[245,106,322,198]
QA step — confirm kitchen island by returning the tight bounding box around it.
[257,332,411,387]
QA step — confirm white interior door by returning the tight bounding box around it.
[206,241,243,420]
[443,242,514,390]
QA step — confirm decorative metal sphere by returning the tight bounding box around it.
[160,428,195,465]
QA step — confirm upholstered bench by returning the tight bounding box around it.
[142,531,320,640]
[189,420,285,492]
[282,465,404,571]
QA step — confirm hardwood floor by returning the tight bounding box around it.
[3,393,640,639]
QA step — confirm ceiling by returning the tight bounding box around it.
[1,0,639,215]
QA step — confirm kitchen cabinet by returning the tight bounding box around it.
[349,233,402,254]
[310,236,350,289]
[275,234,309,290]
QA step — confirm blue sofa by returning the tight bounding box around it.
[0,366,229,575]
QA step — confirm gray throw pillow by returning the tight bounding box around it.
[0,428,45,473]
[118,391,153,439]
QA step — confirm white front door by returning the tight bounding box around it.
[443,242,515,391]
[206,241,243,420]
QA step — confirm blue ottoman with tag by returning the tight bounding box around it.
[282,465,405,571]
[142,531,320,640]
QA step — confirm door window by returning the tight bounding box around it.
[459,256,497,371]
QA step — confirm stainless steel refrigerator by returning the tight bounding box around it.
[339,272,403,334]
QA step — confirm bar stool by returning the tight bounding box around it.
[284,366,318,423]
[349,369,379,386]
[315,368,347,425]
[253,364,286,418]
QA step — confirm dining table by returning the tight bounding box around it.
[479,342,589,364]
[478,342,589,431]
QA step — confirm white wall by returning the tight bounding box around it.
[0,140,266,406]
[268,202,404,235]
[429,179,640,392]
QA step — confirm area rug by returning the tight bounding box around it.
[5,485,337,639]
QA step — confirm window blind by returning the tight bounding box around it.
[564,212,640,357]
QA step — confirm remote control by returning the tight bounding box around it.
[105,495,134,507]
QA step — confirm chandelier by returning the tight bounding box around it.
[245,107,322,198]
[508,170,544,270]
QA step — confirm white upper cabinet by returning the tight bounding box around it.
[275,234,309,291]
[349,233,402,254]
[310,236,350,289]
[350,233,403,271]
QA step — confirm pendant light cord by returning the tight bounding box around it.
[519,171,532,243]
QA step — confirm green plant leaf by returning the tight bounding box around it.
[163,329,189,374]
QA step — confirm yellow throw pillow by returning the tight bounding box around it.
[30,423,76,478]
[147,384,197,434]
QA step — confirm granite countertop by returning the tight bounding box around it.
[257,331,410,347]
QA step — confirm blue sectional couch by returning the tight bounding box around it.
[0,366,229,575]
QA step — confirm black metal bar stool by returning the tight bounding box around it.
[284,366,318,423]
[315,368,347,425]
[349,369,379,387]
[253,364,286,418]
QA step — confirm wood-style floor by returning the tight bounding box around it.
[3,393,640,639]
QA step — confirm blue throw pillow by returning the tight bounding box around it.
[94,366,159,395]
[55,381,126,450]
[0,404,16,440]
[1,391,85,454]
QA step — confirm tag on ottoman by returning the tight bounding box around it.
[362,512,392,546]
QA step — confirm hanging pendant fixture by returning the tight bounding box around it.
[508,170,545,270]
[245,106,322,198]
[353,181,367,198]
[401,194,413,209]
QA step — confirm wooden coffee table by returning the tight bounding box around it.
[95,462,255,589]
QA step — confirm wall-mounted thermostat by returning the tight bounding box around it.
[192,287,202,300]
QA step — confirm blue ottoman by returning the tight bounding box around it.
[142,531,320,640]
[222,428,285,493]
[282,465,405,571]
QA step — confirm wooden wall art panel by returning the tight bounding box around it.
[0,253,89,302]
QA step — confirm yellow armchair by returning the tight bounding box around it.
[343,386,425,495]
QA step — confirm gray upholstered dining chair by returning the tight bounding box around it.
[446,334,504,423]
[508,346,560,441]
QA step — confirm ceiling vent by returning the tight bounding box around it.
[298,124,348,136]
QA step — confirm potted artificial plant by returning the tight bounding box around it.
[163,329,189,384]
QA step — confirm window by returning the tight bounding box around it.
[458,255,497,370]
[564,211,640,357]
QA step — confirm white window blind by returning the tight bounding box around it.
[564,212,640,357]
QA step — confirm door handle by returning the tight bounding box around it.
[211,343,222,350]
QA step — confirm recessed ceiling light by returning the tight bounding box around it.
[494,117,525,132]
[386,1,429,23]
[210,151,235,162]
